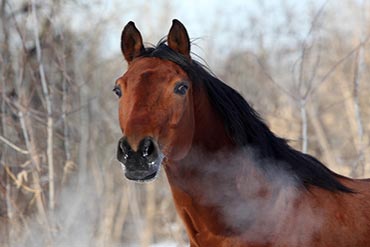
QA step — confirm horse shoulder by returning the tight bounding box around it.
[304,178,370,246]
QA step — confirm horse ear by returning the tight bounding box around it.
[121,21,145,63]
[168,19,190,59]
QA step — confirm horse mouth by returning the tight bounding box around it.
[125,169,159,182]
[122,161,162,182]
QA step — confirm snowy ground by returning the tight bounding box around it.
[125,241,183,247]
[150,241,180,247]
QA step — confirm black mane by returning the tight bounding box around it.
[139,42,352,193]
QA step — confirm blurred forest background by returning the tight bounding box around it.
[0,0,369,246]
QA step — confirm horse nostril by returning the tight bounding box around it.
[118,137,131,161]
[118,137,158,165]
[141,137,156,159]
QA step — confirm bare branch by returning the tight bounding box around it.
[31,0,55,211]
[295,0,328,96]
[351,1,367,176]
[246,51,297,100]
[0,135,29,154]
[4,165,41,194]
[310,33,370,97]
[300,99,308,153]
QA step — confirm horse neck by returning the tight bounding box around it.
[163,84,304,240]
[191,85,234,151]
[164,84,257,201]
[164,83,235,186]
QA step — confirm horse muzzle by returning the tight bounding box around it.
[117,136,163,182]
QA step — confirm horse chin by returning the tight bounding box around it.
[122,162,162,183]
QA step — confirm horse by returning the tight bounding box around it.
[114,19,370,247]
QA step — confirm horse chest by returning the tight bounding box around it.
[168,181,239,246]
[180,206,241,247]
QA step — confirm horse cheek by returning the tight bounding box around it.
[167,102,194,161]
[118,101,127,134]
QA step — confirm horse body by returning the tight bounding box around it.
[115,19,370,246]
[165,81,370,247]
[166,162,370,246]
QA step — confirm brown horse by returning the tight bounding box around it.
[115,19,370,247]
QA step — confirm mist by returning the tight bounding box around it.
[170,146,325,246]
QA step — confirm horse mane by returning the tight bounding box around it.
[139,41,352,193]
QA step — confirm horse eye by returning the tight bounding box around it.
[113,85,122,98]
[174,82,189,96]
